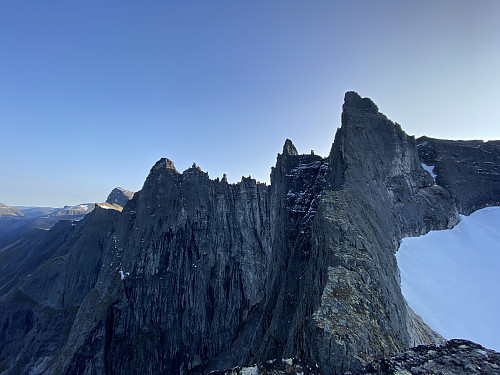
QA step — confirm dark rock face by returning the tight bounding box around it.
[357,339,500,375]
[417,136,500,215]
[0,92,498,375]
[304,92,456,374]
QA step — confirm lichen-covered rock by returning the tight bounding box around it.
[209,358,321,375]
[357,339,500,375]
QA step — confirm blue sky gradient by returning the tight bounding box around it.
[1,1,499,206]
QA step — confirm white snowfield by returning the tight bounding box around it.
[397,206,500,352]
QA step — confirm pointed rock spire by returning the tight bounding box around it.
[150,158,178,173]
[343,91,379,113]
[282,139,298,155]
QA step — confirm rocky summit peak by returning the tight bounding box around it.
[282,138,298,155]
[343,91,379,113]
[150,158,178,173]
[106,187,135,207]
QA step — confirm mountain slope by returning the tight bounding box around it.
[0,92,498,375]
[0,203,23,218]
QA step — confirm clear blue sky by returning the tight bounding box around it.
[1,1,499,207]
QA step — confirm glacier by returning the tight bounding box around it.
[397,206,500,352]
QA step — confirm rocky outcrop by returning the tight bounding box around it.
[105,187,135,207]
[210,358,321,375]
[213,340,500,375]
[357,339,500,375]
[0,92,497,375]
[417,137,500,215]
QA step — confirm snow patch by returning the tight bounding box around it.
[397,207,500,352]
[240,366,258,375]
[67,204,89,210]
[421,163,437,182]
[283,358,293,366]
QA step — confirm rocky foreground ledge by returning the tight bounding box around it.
[207,357,321,375]
[358,339,500,375]
[210,340,500,375]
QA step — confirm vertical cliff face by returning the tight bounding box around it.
[2,92,496,375]
[307,92,458,373]
[417,136,500,215]
[50,160,273,375]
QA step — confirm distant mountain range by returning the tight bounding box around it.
[0,203,24,218]
[0,188,134,300]
[0,93,498,374]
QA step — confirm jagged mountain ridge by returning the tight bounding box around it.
[0,92,499,374]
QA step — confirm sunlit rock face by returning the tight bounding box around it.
[105,186,135,207]
[0,92,497,375]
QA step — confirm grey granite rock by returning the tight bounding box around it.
[205,340,500,375]
[357,339,500,375]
